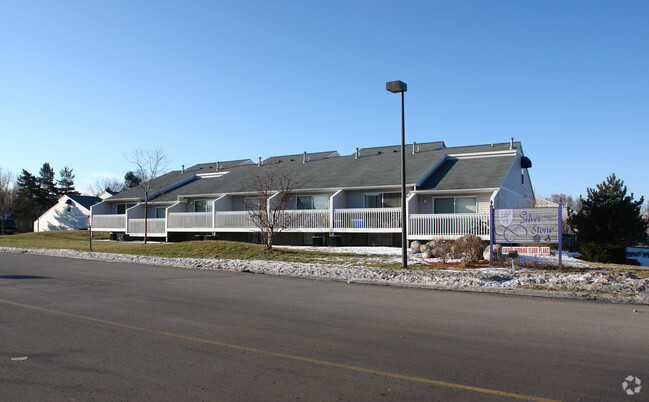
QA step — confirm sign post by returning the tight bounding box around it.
[489,202,495,266]
[558,199,563,266]
[88,215,92,251]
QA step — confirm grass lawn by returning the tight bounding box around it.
[2,231,648,276]
[0,231,427,269]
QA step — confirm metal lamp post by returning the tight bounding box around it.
[386,80,408,268]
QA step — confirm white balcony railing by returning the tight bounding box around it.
[214,211,255,229]
[167,212,213,229]
[285,209,330,230]
[333,208,401,230]
[92,214,126,230]
[157,209,491,239]
[128,218,166,235]
[409,213,490,239]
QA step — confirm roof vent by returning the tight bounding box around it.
[355,147,360,159]
[258,157,263,167]
[412,141,417,154]
[509,137,514,150]
[303,152,307,163]
[181,165,185,173]
[216,161,221,171]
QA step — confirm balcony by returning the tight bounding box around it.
[333,208,401,232]
[91,214,126,232]
[128,218,166,237]
[167,212,213,231]
[149,209,492,240]
[409,213,490,240]
[285,210,330,231]
[214,211,255,231]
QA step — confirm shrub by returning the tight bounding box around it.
[453,234,485,262]
[578,242,627,264]
[428,239,454,262]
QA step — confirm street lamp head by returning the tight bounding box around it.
[386,80,407,93]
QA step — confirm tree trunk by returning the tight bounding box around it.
[144,202,148,245]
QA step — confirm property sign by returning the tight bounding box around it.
[502,246,551,255]
[493,207,559,244]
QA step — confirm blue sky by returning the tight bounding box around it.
[1,1,648,203]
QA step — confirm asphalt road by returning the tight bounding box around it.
[1,253,648,401]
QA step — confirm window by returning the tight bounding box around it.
[521,169,525,185]
[116,203,135,214]
[194,200,212,212]
[364,193,382,208]
[297,195,329,210]
[434,197,477,214]
[455,197,477,213]
[382,193,401,208]
[155,208,166,219]
[246,197,261,211]
[434,198,455,214]
[364,193,401,208]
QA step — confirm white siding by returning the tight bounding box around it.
[417,196,433,214]
[34,196,91,232]
[231,196,247,211]
[476,193,492,214]
[497,152,535,208]
[346,191,365,208]
[414,193,490,214]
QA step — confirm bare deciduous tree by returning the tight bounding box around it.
[87,177,125,196]
[550,193,579,213]
[126,148,170,244]
[0,168,16,235]
[245,164,298,250]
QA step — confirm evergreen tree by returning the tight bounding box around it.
[14,169,40,230]
[57,166,79,196]
[570,173,647,246]
[36,163,58,209]
[124,171,142,189]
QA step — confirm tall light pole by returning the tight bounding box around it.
[386,80,408,268]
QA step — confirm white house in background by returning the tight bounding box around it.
[34,191,114,232]
[91,139,535,246]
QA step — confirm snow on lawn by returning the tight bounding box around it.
[277,245,404,256]
[3,245,649,305]
[278,245,593,267]
[627,247,649,267]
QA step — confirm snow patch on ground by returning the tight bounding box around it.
[2,246,647,305]
[627,247,649,267]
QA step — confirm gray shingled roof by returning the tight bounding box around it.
[108,170,195,201]
[108,141,522,202]
[68,195,103,209]
[417,156,515,191]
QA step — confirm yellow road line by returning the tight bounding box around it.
[1,298,558,401]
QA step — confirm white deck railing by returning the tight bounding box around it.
[214,211,255,229]
[288,210,330,229]
[409,213,490,239]
[333,208,401,230]
[92,214,126,230]
[167,212,213,229]
[98,209,491,239]
[128,218,166,235]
